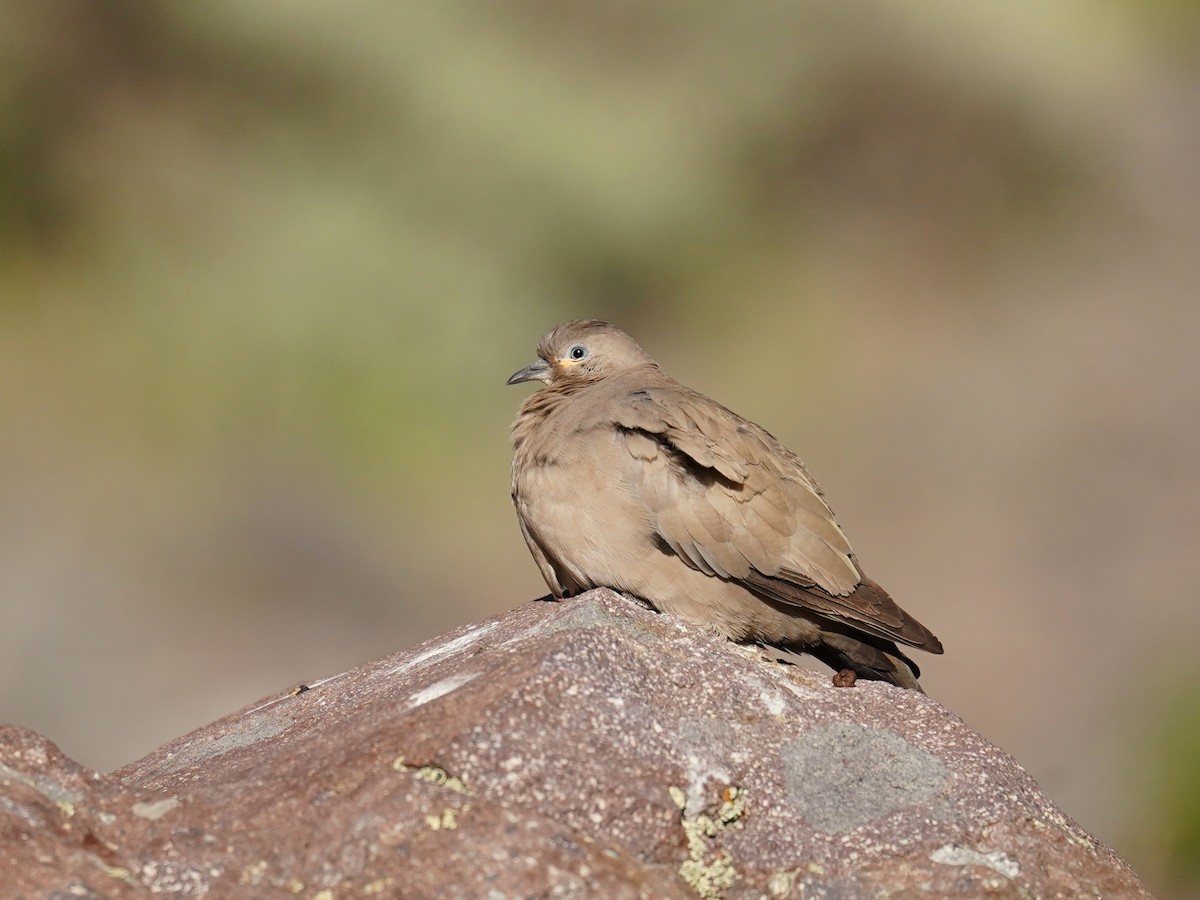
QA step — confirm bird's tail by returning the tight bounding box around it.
[807,630,925,692]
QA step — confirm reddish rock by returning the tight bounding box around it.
[1,589,1151,898]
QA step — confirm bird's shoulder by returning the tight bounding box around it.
[609,375,822,491]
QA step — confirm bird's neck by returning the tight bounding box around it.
[511,382,590,456]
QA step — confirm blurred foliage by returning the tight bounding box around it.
[1136,685,1200,895]
[0,0,1105,505]
[1,4,1198,897]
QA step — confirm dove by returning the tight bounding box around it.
[508,320,943,689]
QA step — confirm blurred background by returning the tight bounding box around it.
[1,0,1197,893]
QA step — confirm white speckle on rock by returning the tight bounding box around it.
[390,622,499,675]
[500,755,524,772]
[683,752,730,819]
[931,844,1020,879]
[779,678,819,703]
[132,797,179,820]
[408,672,480,709]
[761,690,786,716]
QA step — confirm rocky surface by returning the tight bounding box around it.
[0,589,1151,898]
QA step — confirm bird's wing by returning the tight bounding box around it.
[516,513,569,598]
[614,385,939,650]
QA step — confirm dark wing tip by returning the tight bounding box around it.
[749,571,945,655]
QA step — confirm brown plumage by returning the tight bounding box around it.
[507,320,943,690]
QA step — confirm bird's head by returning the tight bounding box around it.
[507,320,657,388]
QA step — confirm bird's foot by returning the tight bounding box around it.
[832,668,858,688]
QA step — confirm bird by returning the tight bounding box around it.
[507,320,943,690]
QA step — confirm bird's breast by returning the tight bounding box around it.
[512,425,653,589]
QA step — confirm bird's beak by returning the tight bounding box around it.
[506,358,552,385]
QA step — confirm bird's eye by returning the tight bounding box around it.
[568,345,589,361]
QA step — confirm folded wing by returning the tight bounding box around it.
[615,386,942,653]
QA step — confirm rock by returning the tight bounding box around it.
[0,589,1151,898]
